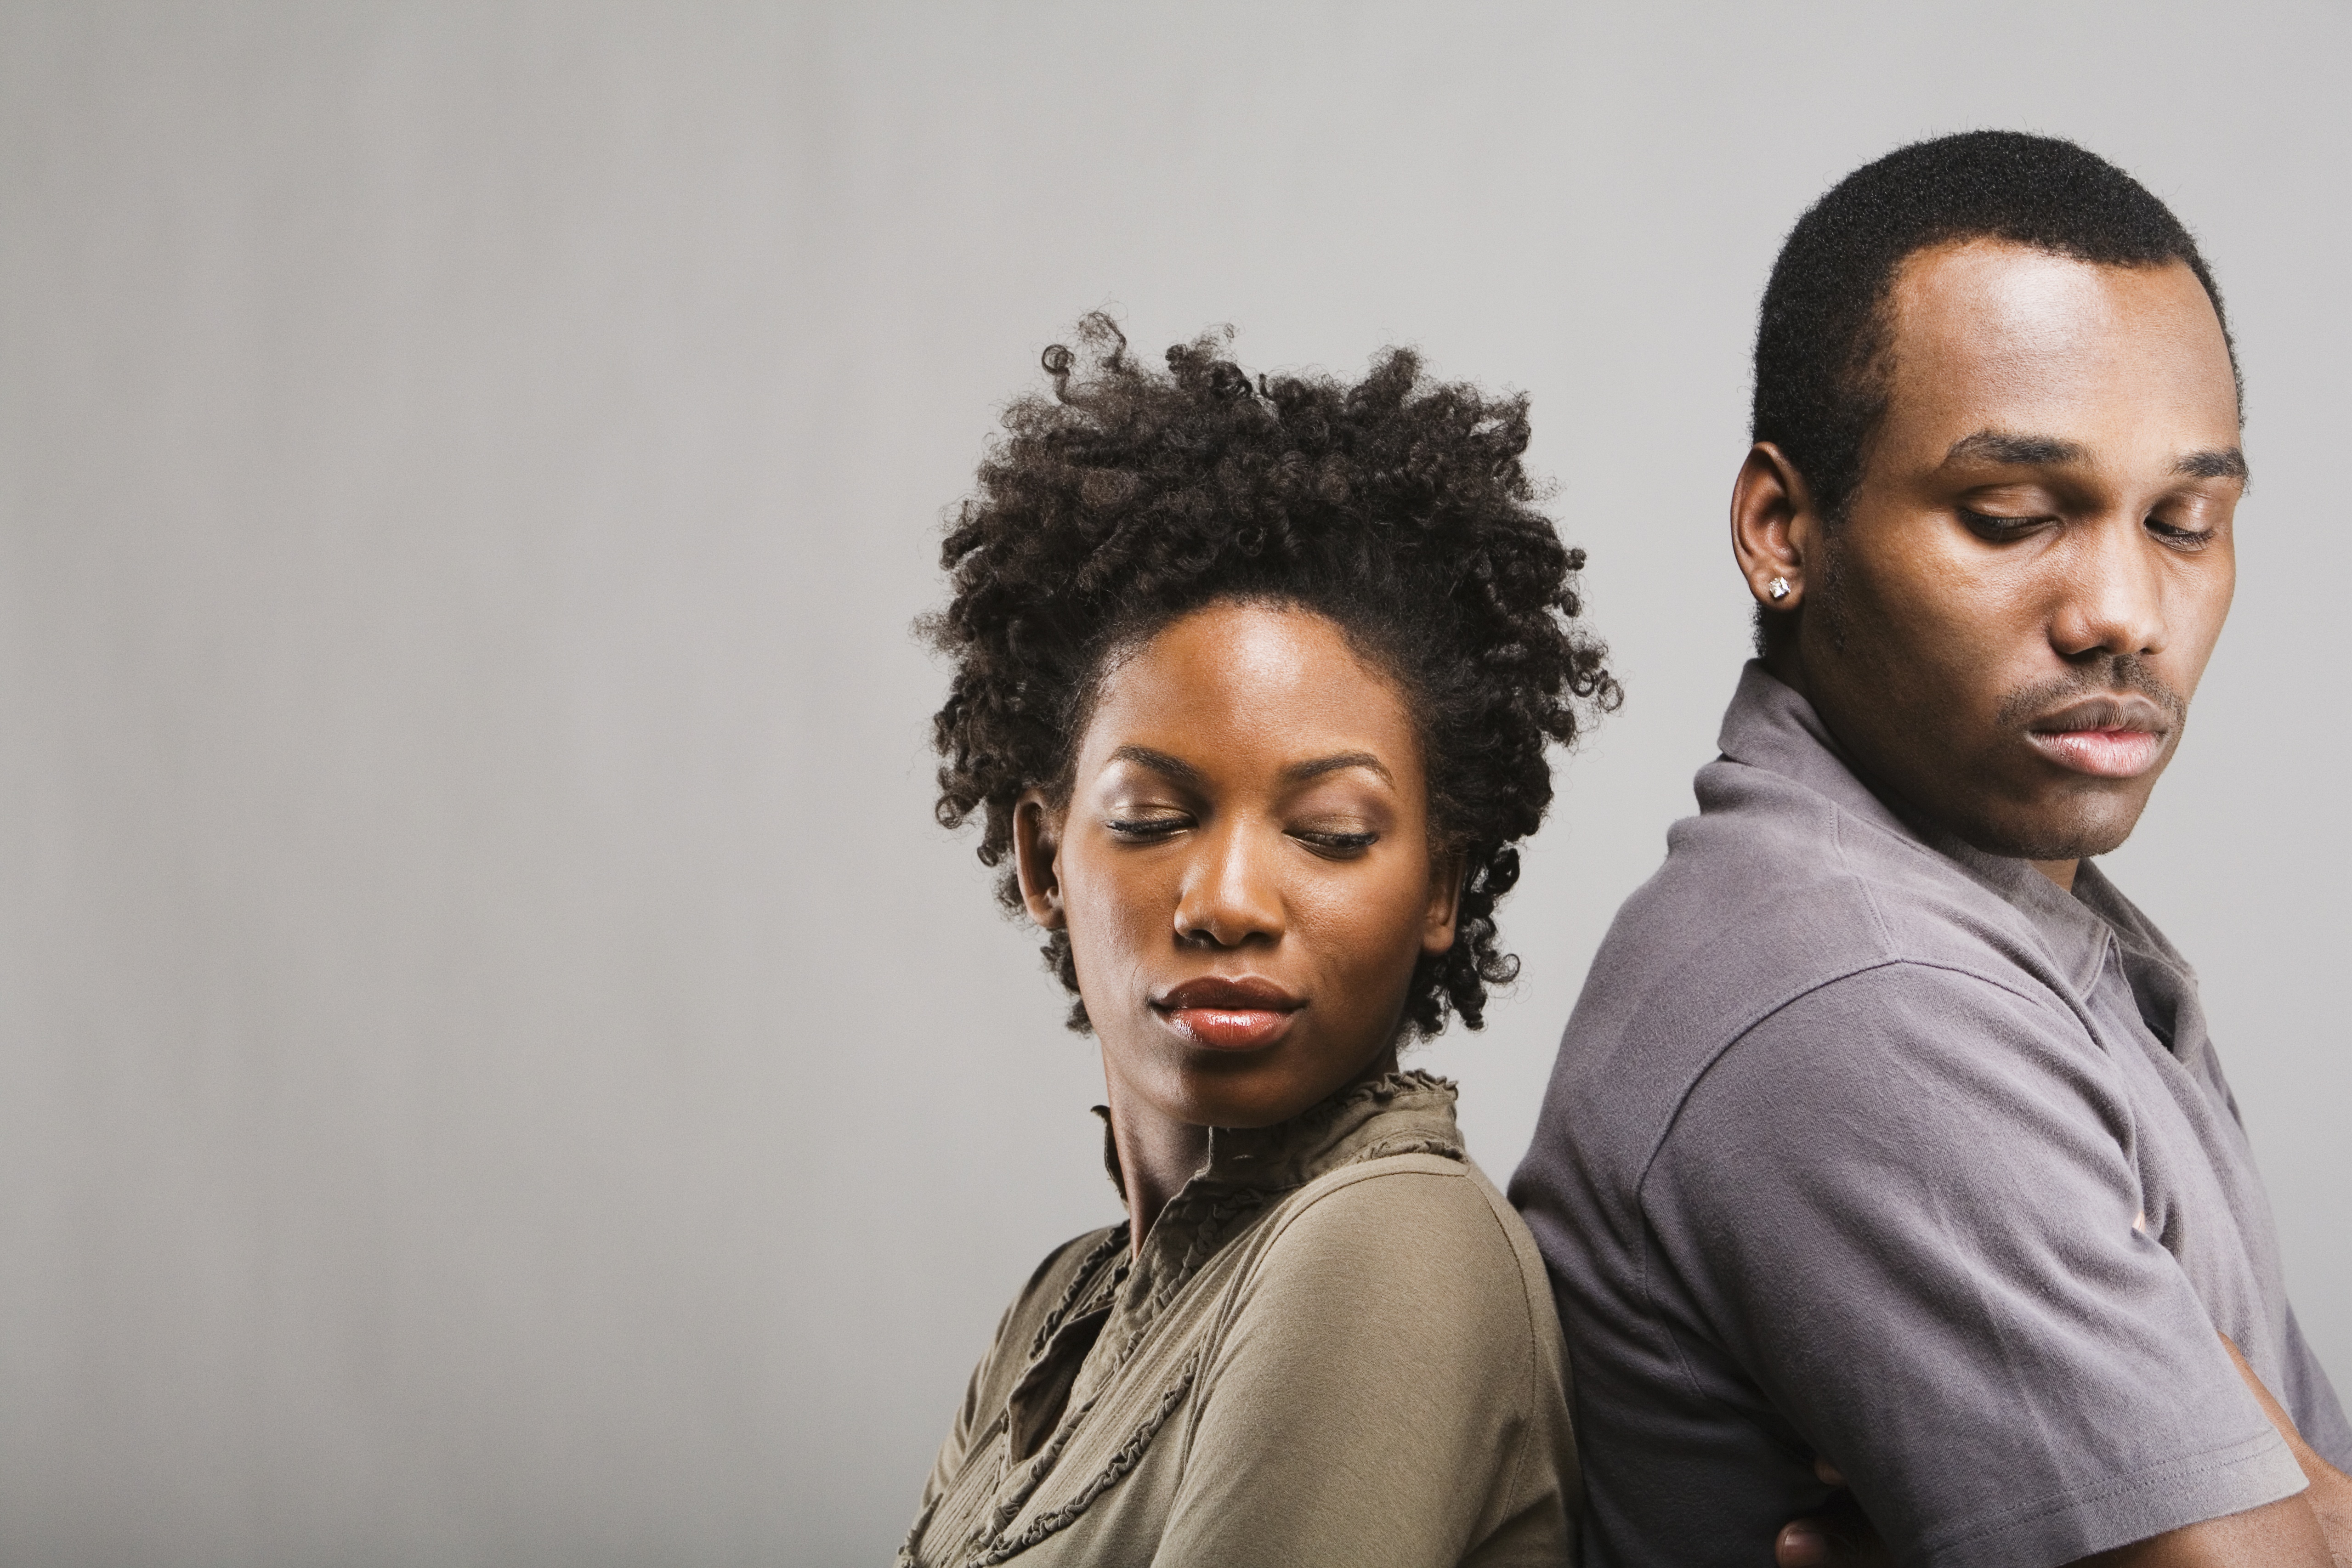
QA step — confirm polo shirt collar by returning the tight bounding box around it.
[1716,659,2117,999]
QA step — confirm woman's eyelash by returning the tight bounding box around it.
[1105,816,1187,838]
[1103,819,1377,850]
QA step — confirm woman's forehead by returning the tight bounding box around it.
[1079,602,1420,776]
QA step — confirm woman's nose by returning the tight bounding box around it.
[1172,821,1284,949]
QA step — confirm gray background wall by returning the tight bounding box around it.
[2,3,2344,1563]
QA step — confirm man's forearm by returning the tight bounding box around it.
[2064,1338,2346,1568]
[2222,1335,2352,1567]
[2070,1493,2331,1568]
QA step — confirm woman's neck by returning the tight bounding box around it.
[1105,1102,1207,1255]
[1102,1045,1402,1255]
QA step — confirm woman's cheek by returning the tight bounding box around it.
[1062,857,1170,994]
[1317,855,1426,955]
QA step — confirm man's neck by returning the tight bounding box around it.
[2032,858,2080,892]
[1760,640,1809,703]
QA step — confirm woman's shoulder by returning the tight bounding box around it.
[1268,1148,1530,1254]
[1190,1150,1578,1523]
[1243,1152,1560,1350]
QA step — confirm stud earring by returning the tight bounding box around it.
[1767,576,1791,601]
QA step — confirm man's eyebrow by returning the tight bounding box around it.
[1281,751,1392,785]
[1944,430,2088,467]
[1106,745,1205,785]
[2175,447,2248,481]
[1943,429,2250,485]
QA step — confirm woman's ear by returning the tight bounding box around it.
[1012,792,1066,930]
[1422,849,1467,956]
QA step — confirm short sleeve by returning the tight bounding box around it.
[1648,962,2305,1568]
[1156,1160,1575,1568]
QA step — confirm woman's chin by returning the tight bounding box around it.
[1105,1011,1397,1130]
[1160,1053,1378,1131]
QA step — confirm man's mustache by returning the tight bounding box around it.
[1994,657,2186,731]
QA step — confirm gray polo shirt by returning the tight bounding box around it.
[1512,662,2350,1568]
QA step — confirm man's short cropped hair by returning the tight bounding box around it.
[1752,129,2239,526]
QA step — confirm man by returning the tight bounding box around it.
[1512,131,2352,1567]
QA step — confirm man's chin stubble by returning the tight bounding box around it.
[1949,792,2148,866]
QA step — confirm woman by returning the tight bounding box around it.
[900,317,1617,1567]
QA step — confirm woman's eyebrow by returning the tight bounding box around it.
[1106,745,1205,785]
[1282,751,1392,785]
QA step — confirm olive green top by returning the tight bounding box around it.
[898,1070,1579,1568]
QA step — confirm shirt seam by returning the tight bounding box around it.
[1241,1153,1470,1252]
[1920,1424,2298,1561]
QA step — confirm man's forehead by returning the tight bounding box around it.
[1880,243,2241,459]
[1890,241,2210,349]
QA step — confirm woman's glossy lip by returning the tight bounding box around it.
[1161,1006,1298,1052]
[1154,976,1304,1012]
[1152,976,1304,1053]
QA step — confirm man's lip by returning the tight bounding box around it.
[2024,727,2167,779]
[2028,694,2171,736]
[2024,696,2171,779]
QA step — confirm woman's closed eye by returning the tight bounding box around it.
[1291,826,1379,857]
[1104,813,1191,841]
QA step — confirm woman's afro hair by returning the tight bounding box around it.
[927,315,1619,1037]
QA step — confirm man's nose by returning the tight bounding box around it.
[1173,821,1284,949]
[2052,515,2166,661]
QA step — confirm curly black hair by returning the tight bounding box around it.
[926,315,1618,1038]
[1755,130,2238,535]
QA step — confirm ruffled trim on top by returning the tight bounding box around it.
[1198,1068,1464,1191]
[1088,1069,1466,1212]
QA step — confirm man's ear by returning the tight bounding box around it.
[1422,849,1467,957]
[1730,441,1822,613]
[1012,792,1066,930]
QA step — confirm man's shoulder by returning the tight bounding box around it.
[1538,759,2084,1174]
[1594,757,2047,1028]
